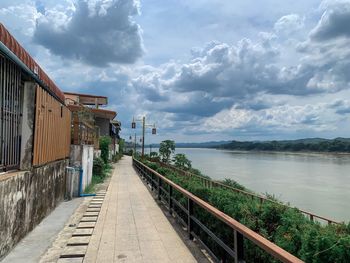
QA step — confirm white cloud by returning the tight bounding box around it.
[274,14,305,35]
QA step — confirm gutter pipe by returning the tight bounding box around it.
[66,166,96,197]
[0,41,65,104]
[78,167,96,197]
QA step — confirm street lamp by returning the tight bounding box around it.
[131,116,157,157]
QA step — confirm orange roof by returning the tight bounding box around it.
[0,23,65,102]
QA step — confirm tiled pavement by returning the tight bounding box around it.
[81,156,197,263]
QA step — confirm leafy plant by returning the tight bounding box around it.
[173,153,192,170]
[100,136,111,163]
[93,157,105,177]
[159,140,175,163]
[140,158,350,263]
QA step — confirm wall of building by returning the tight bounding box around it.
[0,159,68,260]
[95,117,110,136]
[69,145,94,194]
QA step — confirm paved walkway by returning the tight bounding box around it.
[2,198,83,263]
[84,156,197,263]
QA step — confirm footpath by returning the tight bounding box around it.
[75,156,198,263]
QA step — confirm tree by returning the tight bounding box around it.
[173,153,192,170]
[159,140,175,163]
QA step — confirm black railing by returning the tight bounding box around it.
[133,157,303,263]
[0,54,22,172]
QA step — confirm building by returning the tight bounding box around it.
[0,24,71,259]
[64,92,120,158]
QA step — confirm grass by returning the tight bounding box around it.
[83,158,117,194]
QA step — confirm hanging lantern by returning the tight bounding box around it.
[129,136,132,140]
[140,138,142,142]
[152,128,156,135]
[132,121,136,129]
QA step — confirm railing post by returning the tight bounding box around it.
[158,176,161,201]
[187,198,194,240]
[169,185,173,215]
[310,214,314,222]
[234,230,244,263]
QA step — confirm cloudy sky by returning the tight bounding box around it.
[1,0,350,143]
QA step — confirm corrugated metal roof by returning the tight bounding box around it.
[0,23,65,102]
[68,104,117,120]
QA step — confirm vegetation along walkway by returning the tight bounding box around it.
[83,156,197,263]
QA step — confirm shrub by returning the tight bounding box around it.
[100,136,111,163]
[112,152,123,163]
[93,157,105,178]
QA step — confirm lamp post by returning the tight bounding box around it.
[131,116,156,157]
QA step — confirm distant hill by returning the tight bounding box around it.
[175,141,231,148]
[148,141,231,148]
[216,138,350,153]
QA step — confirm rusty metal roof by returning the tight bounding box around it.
[0,23,65,102]
[68,104,117,120]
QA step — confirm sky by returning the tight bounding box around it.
[1,0,350,143]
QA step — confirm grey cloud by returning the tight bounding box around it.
[311,1,350,41]
[329,99,350,114]
[34,0,143,66]
[162,93,233,117]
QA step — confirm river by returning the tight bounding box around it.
[157,148,350,223]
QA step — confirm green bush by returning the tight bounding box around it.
[140,159,350,263]
[112,152,123,163]
[100,136,111,163]
[93,157,104,177]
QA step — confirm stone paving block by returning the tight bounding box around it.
[67,236,91,246]
[86,208,101,212]
[91,198,104,202]
[88,203,102,206]
[77,222,96,228]
[88,204,102,208]
[60,245,87,257]
[80,216,98,222]
[57,258,83,263]
[73,228,94,236]
[91,200,104,204]
[83,212,99,217]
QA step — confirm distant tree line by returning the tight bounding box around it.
[217,138,350,153]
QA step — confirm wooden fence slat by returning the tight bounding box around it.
[32,87,71,166]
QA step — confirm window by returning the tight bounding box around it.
[0,55,22,171]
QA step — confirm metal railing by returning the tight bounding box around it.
[133,157,303,263]
[0,54,22,172]
[150,159,339,225]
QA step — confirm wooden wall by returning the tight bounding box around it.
[33,86,71,166]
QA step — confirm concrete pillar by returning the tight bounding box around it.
[20,82,36,170]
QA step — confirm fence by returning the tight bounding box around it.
[149,158,339,225]
[33,86,71,166]
[133,157,303,263]
[0,54,22,171]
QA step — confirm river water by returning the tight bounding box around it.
[165,148,350,223]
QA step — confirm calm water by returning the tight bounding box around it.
[160,148,350,222]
